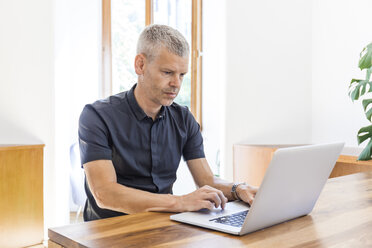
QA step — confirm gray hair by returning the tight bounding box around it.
[137,24,190,61]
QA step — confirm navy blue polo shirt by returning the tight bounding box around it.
[78,84,205,221]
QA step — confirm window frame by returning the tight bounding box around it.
[101,0,203,127]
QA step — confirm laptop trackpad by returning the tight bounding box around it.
[196,201,250,217]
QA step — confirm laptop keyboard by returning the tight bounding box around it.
[209,210,249,227]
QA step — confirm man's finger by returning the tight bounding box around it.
[215,190,227,209]
[208,188,227,209]
[247,195,255,205]
[199,186,228,209]
[250,186,259,195]
[206,192,221,208]
[201,200,214,210]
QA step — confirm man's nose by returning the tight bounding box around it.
[170,74,182,87]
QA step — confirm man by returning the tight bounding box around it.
[79,24,257,221]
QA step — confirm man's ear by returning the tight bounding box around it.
[134,54,146,75]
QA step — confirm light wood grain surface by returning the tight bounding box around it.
[0,144,44,151]
[233,144,305,186]
[233,144,372,187]
[190,0,203,127]
[49,172,372,248]
[0,144,44,248]
[329,155,372,178]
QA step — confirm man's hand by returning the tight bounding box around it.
[178,185,228,212]
[236,184,258,206]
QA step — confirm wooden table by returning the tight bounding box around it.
[49,172,372,248]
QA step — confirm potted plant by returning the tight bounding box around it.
[349,42,372,160]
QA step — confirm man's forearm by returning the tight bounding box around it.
[93,182,182,214]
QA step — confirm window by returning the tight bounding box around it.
[102,0,202,125]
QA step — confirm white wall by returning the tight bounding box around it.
[223,0,313,180]
[202,0,226,176]
[311,0,372,151]
[0,0,56,239]
[54,0,101,213]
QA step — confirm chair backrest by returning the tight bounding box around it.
[69,142,87,206]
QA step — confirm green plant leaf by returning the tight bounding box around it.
[357,139,372,161]
[367,68,372,81]
[363,98,372,121]
[348,79,362,100]
[349,78,362,87]
[361,82,367,96]
[359,42,372,70]
[357,124,372,144]
[348,79,372,101]
[357,124,372,160]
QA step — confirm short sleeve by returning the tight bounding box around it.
[78,105,112,165]
[182,109,205,161]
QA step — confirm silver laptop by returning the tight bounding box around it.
[170,142,344,235]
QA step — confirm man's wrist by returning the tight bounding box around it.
[236,183,247,201]
[170,194,184,212]
[231,182,246,200]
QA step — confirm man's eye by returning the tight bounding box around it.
[163,71,172,75]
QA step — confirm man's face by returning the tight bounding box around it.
[138,47,189,107]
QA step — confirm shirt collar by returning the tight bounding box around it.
[157,106,166,120]
[127,83,166,121]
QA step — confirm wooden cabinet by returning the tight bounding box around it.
[330,154,372,177]
[233,144,372,187]
[233,144,301,187]
[0,144,44,248]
